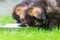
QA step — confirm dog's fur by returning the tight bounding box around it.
[12,0,46,27]
[44,0,60,30]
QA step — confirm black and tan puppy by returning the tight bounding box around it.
[12,0,46,27]
[12,0,60,30]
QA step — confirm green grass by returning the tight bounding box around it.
[0,28,60,40]
[0,16,60,40]
[0,16,16,25]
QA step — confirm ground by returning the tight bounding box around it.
[0,16,60,40]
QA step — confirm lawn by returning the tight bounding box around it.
[0,16,16,25]
[0,16,60,40]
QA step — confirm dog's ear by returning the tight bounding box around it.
[15,5,28,16]
[27,7,43,18]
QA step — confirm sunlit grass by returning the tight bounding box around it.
[0,15,16,25]
[0,28,60,40]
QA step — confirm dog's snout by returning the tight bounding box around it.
[21,19,25,22]
[20,19,27,24]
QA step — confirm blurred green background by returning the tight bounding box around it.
[0,0,60,40]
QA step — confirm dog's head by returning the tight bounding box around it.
[14,5,46,26]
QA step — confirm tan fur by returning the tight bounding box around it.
[15,5,28,16]
[14,5,28,19]
[28,7,42,17]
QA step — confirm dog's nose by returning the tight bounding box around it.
[20,19,27,24]
[20,19,25,22]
